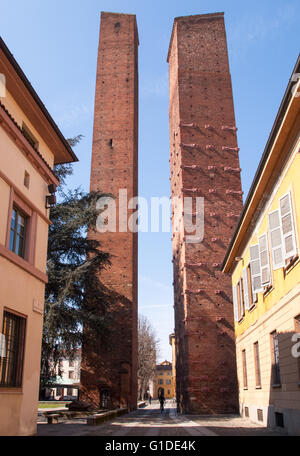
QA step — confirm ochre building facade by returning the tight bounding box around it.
[0,37,76,435]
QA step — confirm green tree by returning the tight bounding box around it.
[39,137,111,396]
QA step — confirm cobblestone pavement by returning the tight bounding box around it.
[37,401,283,436]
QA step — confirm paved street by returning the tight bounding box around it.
[37,401,283,436]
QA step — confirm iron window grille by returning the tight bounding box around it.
[0,311,26,388]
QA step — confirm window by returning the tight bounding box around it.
[68,371,74,379]
[166,379,171,385]
[258,233,271,286]
[0,311,26,388]
[250,244,264,294]
[275,412,284,428]
[237,279,245,320]
[271,331,281,386]
[56,387,62,396]
[24,171,30,189]
[158,379,164,385]
[257,409,263,422]
[279,193,297,261]
[167,390,170,395]
[246,264,257,306]
[67,387,73,396]
[294,315,300,381]
[167,372,170,376]
[9,207,27,258]
[254,342,261,388]
[268,192,298,269]
[242,349,248,389]
[269,210,285,269]
[22,122,39,150]
[69,360,74,368]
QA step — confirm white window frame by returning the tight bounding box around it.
[279,191,298,261]
[250,244,264,294]
[268,209,286,270]
[258,232,272,287]
[242,267,250,310]
[232,284,239,322]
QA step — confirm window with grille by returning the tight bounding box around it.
[271,331,281,385]
[166,379,171,385]
[242,349,248,389]
[158,379,164,385]
[254,342,261,388]
[0,311,26,388]
[9,207,27,258]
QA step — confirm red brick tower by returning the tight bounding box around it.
[168,13,243,413]
[80,12,138,411]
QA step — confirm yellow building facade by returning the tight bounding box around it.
[222,55,300,435]
[0,37,76,435]
[154,361,175,399]
[169,333,176,398]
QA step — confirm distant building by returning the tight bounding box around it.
[153,361,175,399]
[222,55,300,435]
[0,37,76,436]
[169,333,176,398]
[46,350,81,400]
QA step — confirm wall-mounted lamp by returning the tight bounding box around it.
[46,183,57,209]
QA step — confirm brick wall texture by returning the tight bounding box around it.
[80,12,138,411]
[168,13,243,413]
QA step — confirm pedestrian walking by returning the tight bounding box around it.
[159,395,165,413]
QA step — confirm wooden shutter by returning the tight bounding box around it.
[232,284,239,322]
[279,192,297,260]
[268,209,285,270]
[258,233,271,285]
[238,279,245,318]
[243,267,250,310]
[250,244,264,293]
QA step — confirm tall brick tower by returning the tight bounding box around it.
[80,12,138,411]
[168,13,243,414]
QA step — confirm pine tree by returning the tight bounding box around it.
[40,138,111,396]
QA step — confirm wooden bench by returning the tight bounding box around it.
[47,414,60,424]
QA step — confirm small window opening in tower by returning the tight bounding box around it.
[109,139,113,148]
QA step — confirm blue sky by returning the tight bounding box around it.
[1,0,299,361]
